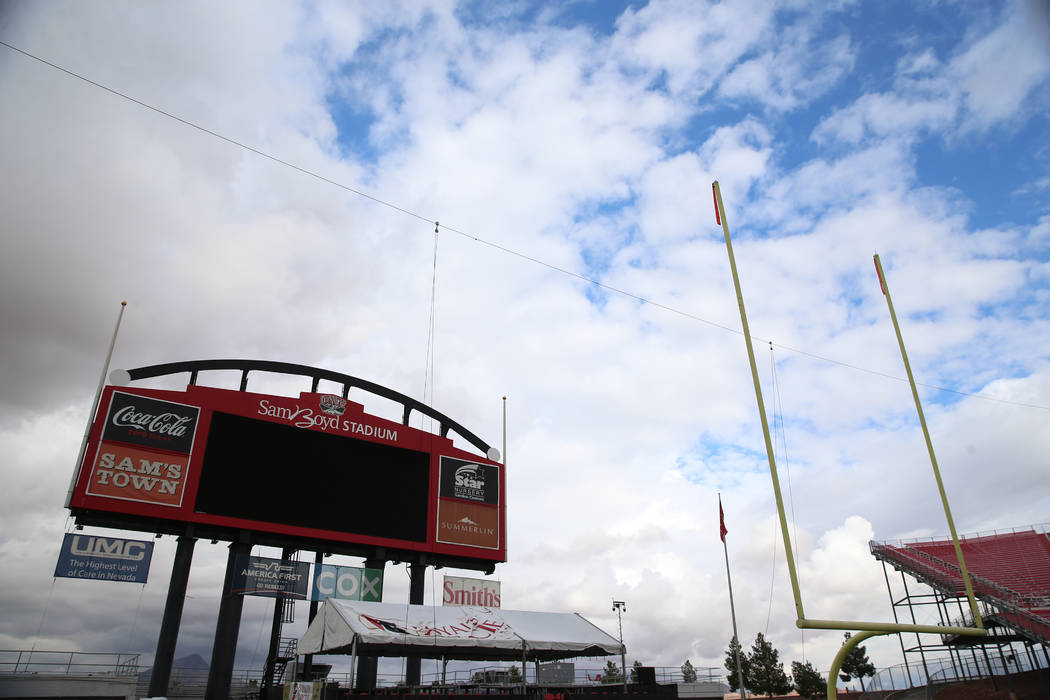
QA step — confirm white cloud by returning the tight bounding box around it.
[720,29,854,111]
[951,0,1050,130]
[814,0,1050,145]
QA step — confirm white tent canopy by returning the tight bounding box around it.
[297,600,625,662]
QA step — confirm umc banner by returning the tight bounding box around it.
[232,555,311,599]
[54,533,154,583]
[311,564,383,602]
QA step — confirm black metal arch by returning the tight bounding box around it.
[125,359,494,457]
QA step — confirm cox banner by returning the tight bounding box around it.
[232,555,311,599]
[311,564,383,602]
[54,533,154,583]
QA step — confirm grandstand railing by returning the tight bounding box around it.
[0,649,140,676]
[0,651,722,694]
[872,523,1050,548]
[862,650,1047,694]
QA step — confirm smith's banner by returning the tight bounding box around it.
[232,555,311,599]
[311,564,383,602]
[442,574,501,607]
[54,533,154,583]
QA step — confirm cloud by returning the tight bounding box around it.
[813,0,1050,145]
[950,0,1050,130]
[719,27,854,111]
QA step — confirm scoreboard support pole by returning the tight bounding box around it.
[302,550,323,681]
[263,547,297,696]
[356,557,387,690]
[148,530,197,697]
[206,538,252,700]
[405,562,426,686]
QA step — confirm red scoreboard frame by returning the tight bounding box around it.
[68,383,506,568]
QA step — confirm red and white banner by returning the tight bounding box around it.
[443,574,501,607]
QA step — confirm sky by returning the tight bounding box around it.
[1,0,1049,689]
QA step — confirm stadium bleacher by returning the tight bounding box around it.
[870,527,1050,644]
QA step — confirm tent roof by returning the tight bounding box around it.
[297,600,625,662]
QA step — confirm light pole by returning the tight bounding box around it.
[612,600,626,691]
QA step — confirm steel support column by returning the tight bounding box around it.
[262,547,296,696]
[302,551,323,681]
[148,532,196,698]
[881,560,914,688]
[405,562,426,686]
[205,539,251,700]
[356,558,386,690]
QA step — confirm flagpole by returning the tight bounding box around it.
[502,395,508,559]
[66,300,127,507]
[721,495,746,699]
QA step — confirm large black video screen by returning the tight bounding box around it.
[195,412,429,542]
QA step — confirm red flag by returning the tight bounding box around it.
[874,256,887,295]
[712,184,721,225]
[719,497,728,542]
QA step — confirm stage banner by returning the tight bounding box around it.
[442,574,501,607]
[232,555,311,598]
[311,564,383,602]
[284,681,320,700]
[54,533,154,583]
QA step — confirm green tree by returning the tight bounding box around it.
[507,666,523,684]
[680,659,697,683]
[747,633,792,697]
[723,636,750,692]
[839,633,876,691]
[601,660,622,684]
[791,660,826,699]
[629,660,643,683]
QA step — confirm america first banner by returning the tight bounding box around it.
[233,555,311,599]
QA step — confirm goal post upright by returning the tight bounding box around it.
[710,181,985,699]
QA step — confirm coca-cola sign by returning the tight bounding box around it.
[102,392,200,454]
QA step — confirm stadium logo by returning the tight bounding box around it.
[359,614,409,634]
[319,394,347,416]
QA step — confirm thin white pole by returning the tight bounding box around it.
[66,301,127,507]
[506,396,510,562]
[349,636,357,689]
[723,520,747,698]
